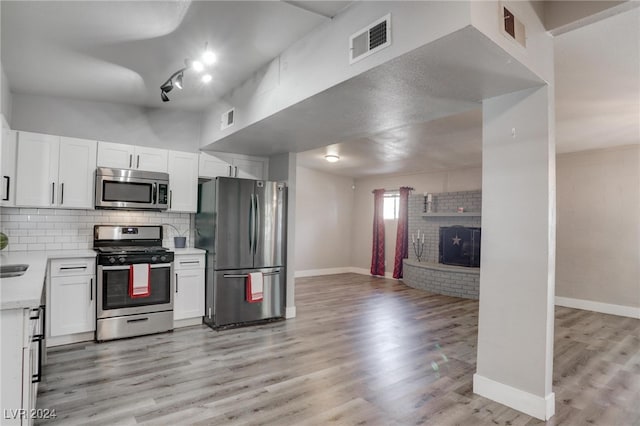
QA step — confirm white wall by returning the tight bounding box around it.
[294,166,355,273]
[351,167,482,273]
[556,145,640,309]
[11,93,202,152]
[1,64,12,126]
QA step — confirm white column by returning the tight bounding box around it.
[474,85,556,420]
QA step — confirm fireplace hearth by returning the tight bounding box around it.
[439,226,481,267]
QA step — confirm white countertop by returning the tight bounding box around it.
[0,249,96,310]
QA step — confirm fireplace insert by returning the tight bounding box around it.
[439,226,481,267]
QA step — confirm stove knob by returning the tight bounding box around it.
[108,257,116,264]
[151,256,158,263]
[160,255,167,262]
[118,257,126,264]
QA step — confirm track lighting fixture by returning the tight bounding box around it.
[160,42,216,102]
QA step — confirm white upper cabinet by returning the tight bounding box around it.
[135,146,169,173]
[97,141,168,173]
[58,137,98,209]
[199,152,268,180]
[96,141,134,169]
[0,128,17,206]
[168,151,198,213]
[16,132,60,207]
[15,132,96,209]
[234,158,265,180]
[199,152,233,178]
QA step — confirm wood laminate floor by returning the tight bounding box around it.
[37,273,640,425]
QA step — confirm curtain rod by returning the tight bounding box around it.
[371,187,414,194]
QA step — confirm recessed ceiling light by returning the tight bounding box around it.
[202,50,217,65]
[324,154,340,163]
[201,74,212,83]
[191,60,204,72]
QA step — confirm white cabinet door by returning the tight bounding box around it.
[58,137,97,209]
[15,132,60,207]
[174,268,205,320]
[50,275,95,336]
[97,141,135,169]
[168,151,198,212]
[98,142,168,172]
[199,152,232,178]
[0,129,17,206]
[233,158,265,180]
[134,146,168,173]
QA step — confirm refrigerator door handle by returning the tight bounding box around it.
[253,193,260,255]
[223,270,281,278]
[248,193,254,254]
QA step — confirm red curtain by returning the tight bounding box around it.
[370,189,386,276]
[393,187,411,279]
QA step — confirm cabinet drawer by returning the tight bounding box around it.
[174,255,205,270]
[50,258,96,277]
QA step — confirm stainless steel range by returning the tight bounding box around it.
[94,225,174,341]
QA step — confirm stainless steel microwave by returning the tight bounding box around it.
[95,167,169,211]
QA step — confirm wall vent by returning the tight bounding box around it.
[500,4,526,47]
[220,108,235,130]
[349,14,391,64]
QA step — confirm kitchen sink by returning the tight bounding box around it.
[0,264,29,278]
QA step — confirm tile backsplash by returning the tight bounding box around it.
[0,207,194,251]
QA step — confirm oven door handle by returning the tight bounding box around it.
[100,263,173,270]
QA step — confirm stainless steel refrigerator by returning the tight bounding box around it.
[195,177,287,328]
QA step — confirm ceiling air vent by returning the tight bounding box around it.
[349,14,391,64]
[220,108,235,130]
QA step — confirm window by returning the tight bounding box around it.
[383,192,400,219]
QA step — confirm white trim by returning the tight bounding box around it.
[555,296,640,319]
[295,267,353,278]
[473,373,555,420]
[173,317,203,328]
[285,306,296,319]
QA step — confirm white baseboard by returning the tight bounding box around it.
[285,306,296,318]
[473,373,555,420]
[555,296,640,319]
[174,317,203,328]
[295,267,353,278]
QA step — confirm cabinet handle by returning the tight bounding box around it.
[228,165,232,176]
[169,190,172,209]
[60,266,87,270]
[2,176,9,201]
[179,261,200,265]
[129,154,133,168]
[60,182,64,205]
[137,155,140,169]
[90,278,93,301]
[51,182,55,205]
[175,273,179,293]
[234,166,238,177]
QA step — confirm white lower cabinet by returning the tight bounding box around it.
[0,301,44,426]
[174,254,205,323]
[48,258,96,343]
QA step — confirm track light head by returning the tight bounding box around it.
[174,72,184,90]
[160,79,173,93]
[160,90,170,102]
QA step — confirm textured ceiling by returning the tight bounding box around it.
[1,1,347,110]
[205,26,543,159]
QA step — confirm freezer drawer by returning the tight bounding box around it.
[211,268,284,327]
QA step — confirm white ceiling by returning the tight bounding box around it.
[2,2,638,179]
[1,1,351,110]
